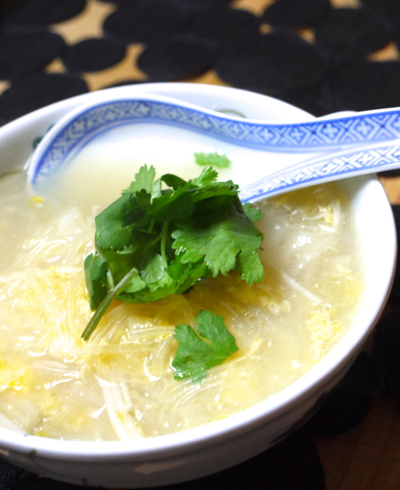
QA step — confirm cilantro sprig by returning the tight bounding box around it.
[82,165,264,344]
[194,151,231,169]
[172,310,238,383]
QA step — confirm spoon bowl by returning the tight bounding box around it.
[27,93,400,201]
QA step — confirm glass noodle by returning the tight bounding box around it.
[0,172,362,441]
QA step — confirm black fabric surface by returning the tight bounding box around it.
[137,37,216,80]
[215,32,327,92]
[179,8,261,48]
[373,307,400,393]
[314,8,393,61]
[0,29,66,80]
[62,38,126,73]
[102,1,188,44]
[3,0,86,26]
[3,0,400,121]
[0,73,88,124]
[0,0,400,488]
[326,60,400,111]
[261,0,330,28]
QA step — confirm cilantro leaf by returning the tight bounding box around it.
[149,184,194,222]
[82,164,264,340]
[172,310,238,383]
[84,253,108,310]
[172,196,264,281]
[194,151,231,169]
[95,193,145,251]
[242,201,264,222]
[123,164,161,198]
[192,166,218,186]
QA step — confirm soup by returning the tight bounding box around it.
[0,170,362,441]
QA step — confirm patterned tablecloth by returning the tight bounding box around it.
[1,0,400,489]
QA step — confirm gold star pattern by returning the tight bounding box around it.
[82,44,148,91]
[232,0,273,16]
[368,41,400,61]
[49,0,116,45]
[0,81,11,97]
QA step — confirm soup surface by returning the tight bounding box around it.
[0,169,362,441]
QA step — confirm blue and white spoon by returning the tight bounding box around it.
[27,93,400,202]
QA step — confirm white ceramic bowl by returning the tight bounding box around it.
[0,83,396,488]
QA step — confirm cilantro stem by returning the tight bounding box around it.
[106,267,115,290]
[81,268,139,341]
[160,220,169,267]
[147,218,156,234]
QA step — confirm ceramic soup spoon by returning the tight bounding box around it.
[27,93,400,202]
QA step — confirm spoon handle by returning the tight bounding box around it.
[240,142,400,202]
[28,96,400,189]
[259,109,400,150]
